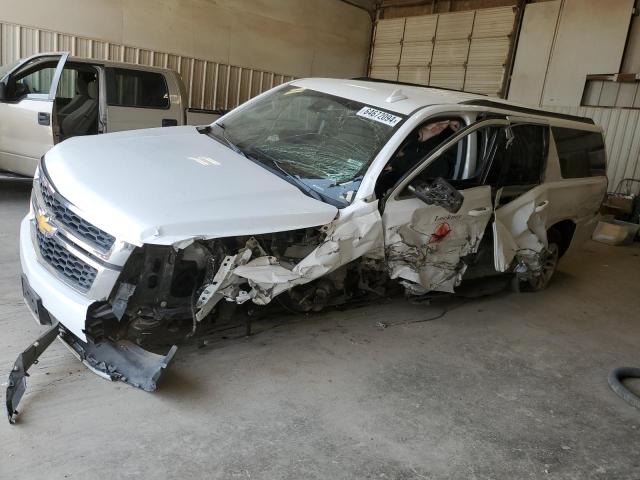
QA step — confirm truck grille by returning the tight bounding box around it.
[36,230,98,292]
[40,183,115,252]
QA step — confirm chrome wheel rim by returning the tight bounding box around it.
[530,243,559,290]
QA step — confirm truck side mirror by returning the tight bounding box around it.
[0,81,6,101]
[408,177,464,213]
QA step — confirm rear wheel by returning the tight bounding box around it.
[526,228,561,291]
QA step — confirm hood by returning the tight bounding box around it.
[44,126,338,246]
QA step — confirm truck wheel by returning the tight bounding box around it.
[526,229,561,291]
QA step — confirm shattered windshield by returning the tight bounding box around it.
[218,85,405,206]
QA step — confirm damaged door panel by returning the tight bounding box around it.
[383,185,493,293]
[380,119,504,293]
[486,123,553,276]
[493,188,550,273]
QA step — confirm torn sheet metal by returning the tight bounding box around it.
[195,248,253,322]
[493,196,548,272]
[386,215,482,293]
[233,201,384,305]
[6,324,60,424]
[382,186,493,293]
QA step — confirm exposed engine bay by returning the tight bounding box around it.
[88,227,393,350]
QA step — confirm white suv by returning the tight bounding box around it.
[9,78,607,422]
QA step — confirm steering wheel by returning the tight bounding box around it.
[14,81,31,99]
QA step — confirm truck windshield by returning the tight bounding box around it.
[217,85,405,207]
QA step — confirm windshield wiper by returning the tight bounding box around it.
[198,126,343,206]
[243,147,327,203]
[198,123,245,157]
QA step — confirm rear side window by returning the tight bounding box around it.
[106,68,169,109]
[552,127,606,178]
[485,125,547,187]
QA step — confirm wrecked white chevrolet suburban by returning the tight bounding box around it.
[8,78,607,423]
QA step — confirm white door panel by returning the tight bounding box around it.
[0,98,54,175]
[383,185,493,293]
[0,53,68,176]
[106,106,177,132]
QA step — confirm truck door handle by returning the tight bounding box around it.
[535,200,549,213]
[468,207,491,217]
[162,118,178,127]
[38,112,50,126]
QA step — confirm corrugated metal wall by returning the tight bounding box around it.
[369,6,516,96]
[547,106,640,190]
[582,79,640,108]
[0,21,296,110]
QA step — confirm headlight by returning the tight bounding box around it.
[30,163,41,216]
[29,188,36,216]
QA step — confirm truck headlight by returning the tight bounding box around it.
[29,165,41,217]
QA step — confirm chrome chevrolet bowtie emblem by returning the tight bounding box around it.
[36,213,57,237]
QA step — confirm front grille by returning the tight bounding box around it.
[36,230,98,292]
[40,183,115,252]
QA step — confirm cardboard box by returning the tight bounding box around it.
[603,194,634,215]
[592,220,640,246]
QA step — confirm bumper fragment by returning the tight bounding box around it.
[59,331,178,392]
[6,321,177,425]
[6,323,61,424]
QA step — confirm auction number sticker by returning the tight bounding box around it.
[356,107,402,127]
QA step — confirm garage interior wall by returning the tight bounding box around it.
[508,0,638,191]
[368,5,517,96]
[0,0,372,110]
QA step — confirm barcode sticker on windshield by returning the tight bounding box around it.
[356,107,402,127]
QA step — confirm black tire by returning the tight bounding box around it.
[608,367,640,409]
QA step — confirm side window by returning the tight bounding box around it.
[398,126,493,198]
[106,68,169,109]
[484,125,547,187]
[416,124,502,185]
[55,68,98,102]
[414,135,468,183]
[7,61,59,101]
[551,127,606,178]
[376,118,463,197]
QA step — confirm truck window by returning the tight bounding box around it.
[106,68,169,109]
[484,125,547,187]
[551,127,606,178]
[6,60,59,101]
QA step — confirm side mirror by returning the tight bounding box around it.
[408,177,464,213]
[0,81,6,101]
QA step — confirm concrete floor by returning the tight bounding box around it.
[1,181,639,480]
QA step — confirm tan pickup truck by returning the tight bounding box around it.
[0,52,224,177]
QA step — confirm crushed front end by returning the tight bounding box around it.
[9,163,178,423]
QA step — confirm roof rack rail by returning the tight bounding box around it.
[351,77,487,96]
[459,99,595,125]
